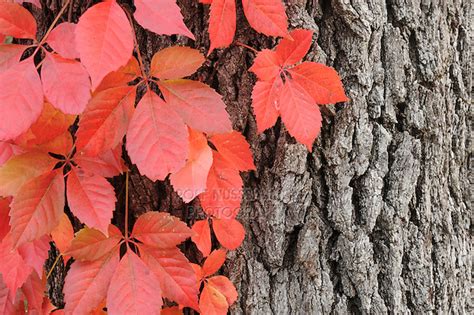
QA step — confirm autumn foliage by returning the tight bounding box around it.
[0,0,347,314]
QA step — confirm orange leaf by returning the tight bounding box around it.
[75,0,134,89]
[250,78,282,132]
[0,44,26,72]
[0,59,43,141]
[9,169,65,247]
[210,131,256,171]
[279,78,321,151]
[131,212,193,248]
[0,142,21,167]
[41,52,91,115]
[289,62,349,104]
[170,129,213,202]
[134,0,194,39]
[0,151,55,197]
[126,91,189,181]
[150,46,204,80]
[75,86,136,156]
[93,57,141,93]
[199,281,228,315]
[161,306,183,315]
[275,29,313,66]
[47,22,79,59]
[207,276,238,305]
[66,168,116,234]
[202,248,227,278]
[208,0,236,53]
[191,219,212,257]
[50,213,74,258]
[159,79,232,134]
[14,102,76,148]
[248,49,281,81]
[64,252,119,314]
[0,3,37,39]
[139,245,199,311]
[199,152,243,219]
[65,227,121,262]
[241,0,288,37]
[212,218,245,250]
[106,251,162,315]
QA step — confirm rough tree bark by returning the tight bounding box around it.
[33,0,471,313]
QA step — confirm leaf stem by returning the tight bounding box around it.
[123,10,149,86]
[235,41,258,54]
[124,170,130,241]
[46,254,62,279]
[32,0,71,58]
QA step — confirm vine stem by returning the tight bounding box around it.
[32,0,71,57]
[235,41,258,54]
[124,171,130,241]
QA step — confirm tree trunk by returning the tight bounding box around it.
[35,0,471,313]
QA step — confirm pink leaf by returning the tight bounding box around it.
[47,22,80,59]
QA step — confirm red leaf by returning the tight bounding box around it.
[0,275,14,315]
[9,169,65,247]
[47,22,79,59]
[159,79,232,134]
[106,251,162,315]
[199,152,243,219]
[0,59,43,141]
[150,46,204,80]
[64,252,119,315]
[41,52,91,115]
[208,0,236,53]
[191,220,212,257]
[289,62,349,104]
[131,212,193,248]
[0,3,37,39]
[279,79,321,151]
[210,131,256,171]
[0,151,55,197]
[248,49,281,81]
[0,44,26,72]
[75,144,126,178]
[0,198,9,241]
[139,245,199,311]
[199,281,228,315]
[170,129,213,202]
[134,0,194,39]
[251,78,283,132]
[75,0,134,89]
[75,86,136,156]
[241,0,288,37]
[161,306,183,315]
[212,218,245,250]
[20,271,44,313]
[275,29,313,66]
[50,213,74,258]
[66,168,116,234]
[0,235,32,293]
[17,235,50,275]
[202,248,227,277]
[126,91,189,181]
[65,227,121,262]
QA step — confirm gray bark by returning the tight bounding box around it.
[34,0,471,313]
